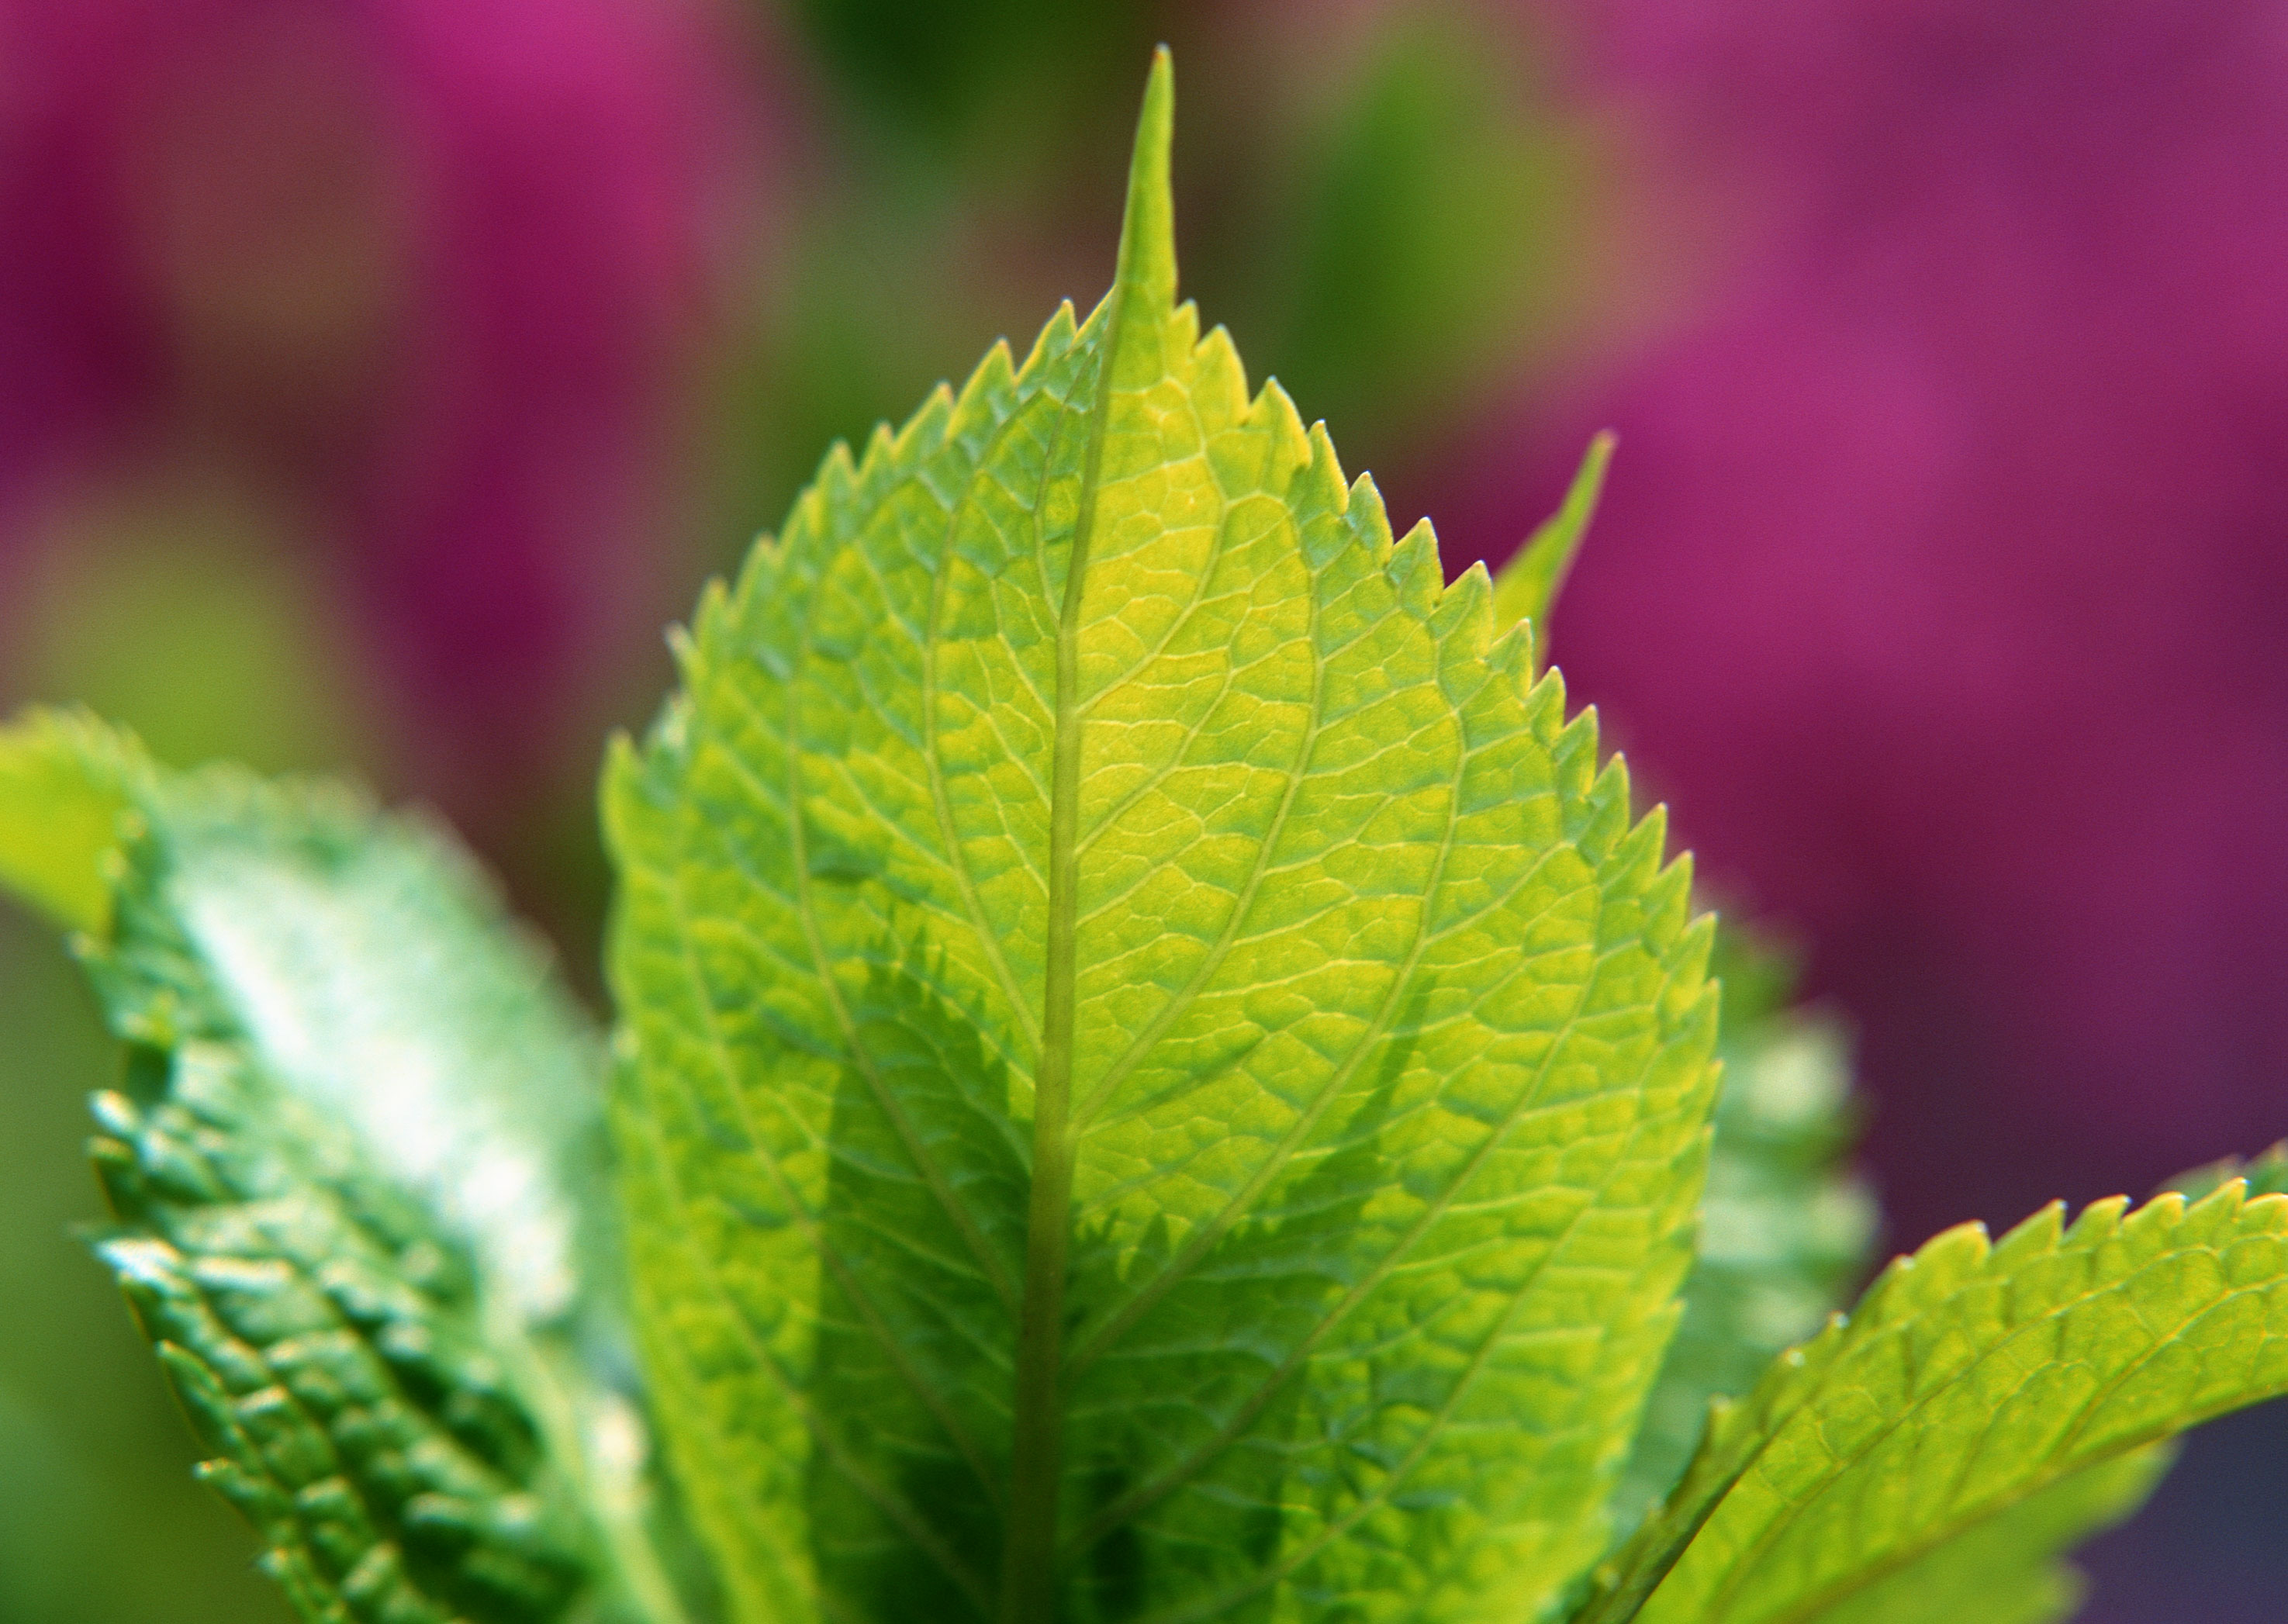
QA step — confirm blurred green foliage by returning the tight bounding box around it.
[1239,10,1593,471]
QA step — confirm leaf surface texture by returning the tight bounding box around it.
[0,712,673,1624]
[605,53,1718,1624]
[1588,1183,2288,1624]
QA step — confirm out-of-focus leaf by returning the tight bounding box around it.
[0,708,140,932]
[0,710,689,1624]
[1253,8,1595,473]
[2167,1142,2288,1203]
[1609,928,1875,1538]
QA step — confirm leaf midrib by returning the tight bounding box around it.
[997,251,1154,1624]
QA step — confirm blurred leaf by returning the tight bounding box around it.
[2166,1141,2288,1203]
[1609,928,1875,1539]
[0,709,140,932]
[793,0,1146,155]
[0,712,690,1624]
[1263,9,1594,454]
[18,482,372,776]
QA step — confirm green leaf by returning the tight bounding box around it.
[1610,934,1874,1538]
[0,707,140,931]
[1799,1446,2169,1624]
[0,712,688,1624]
[606,50,1718,1624]
[1490,430,1613,669]
[1580,1181,2288,1624]
[94,1045,594,1624]
[2168,1140,2288,1203]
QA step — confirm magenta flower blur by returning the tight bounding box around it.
[0,0,763,828]
[1444,0,2288,1244]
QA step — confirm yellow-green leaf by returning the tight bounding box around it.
[1490,430,1613,670]
[1586,1183,2288,1624]
[606,50,1717,1624]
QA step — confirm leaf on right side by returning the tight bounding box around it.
[1582,1180,2288,1624]
[2168,1141,2288,1203]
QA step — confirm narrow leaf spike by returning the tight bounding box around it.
[1119,47,1177,310]
[607,51,1718,1624]
[1491,430,1616,671]
[1000,49,1179,1621]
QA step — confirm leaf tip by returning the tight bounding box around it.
[1117,47,1178,309]
[1493,430,1619,665]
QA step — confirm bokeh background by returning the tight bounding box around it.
[3,1,2284,1619]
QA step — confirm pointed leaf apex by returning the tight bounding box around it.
[1494,430,1618,669]
[1116,48,1177,309]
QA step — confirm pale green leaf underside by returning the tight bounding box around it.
[0,710,612,1329]
[0,713,665,1624]
[606,53,1717,1624]
[1592,1183,2288,1624]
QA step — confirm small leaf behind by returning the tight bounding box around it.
[0,707,141,931]
[1610,941,1875,1537]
